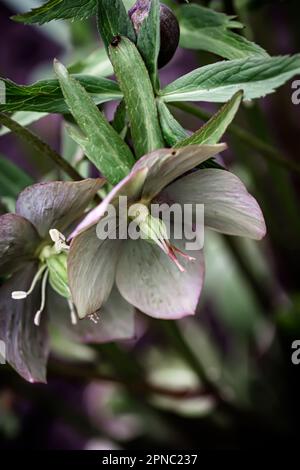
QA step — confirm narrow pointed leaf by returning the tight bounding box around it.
[97,0,136,51]
[174,91,243,147]
[0,75,122,114]
[161,55,300,103]
[178,4,268,60]
[54,60,135,184]
[109,36,164,158]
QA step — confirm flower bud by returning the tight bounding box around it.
[129,0,180,68]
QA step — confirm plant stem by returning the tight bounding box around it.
[170,102,300,176]
[0,112,83,182]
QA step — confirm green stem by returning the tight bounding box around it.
[0,112,83,182]
[170,102,300,176]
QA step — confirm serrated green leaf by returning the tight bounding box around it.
[109,36,164,158]
[13,0,97,25]
[97,0,136,52]
[178,4,268,60]
[0,154,33,198]
[0,75,122,114]
[161,55,300,103]
[174,90,243,146]
[13,0,135,25]
[137,0,160,89]
[157,100,188,147]
[54,60,135,184]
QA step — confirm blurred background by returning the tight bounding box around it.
[0,0,300,450]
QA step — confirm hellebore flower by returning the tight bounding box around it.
[68,144,266,321]
[0,179,135,383]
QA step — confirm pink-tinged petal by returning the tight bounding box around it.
[49,285,135,343]
[0,213,40,276]
[132,144,226,200]
[68,225,123,319]
[116,236,205,319]
[0,262,49,383]
[16,179,104,239]
[162,169,266,240]
[69,169,148,239]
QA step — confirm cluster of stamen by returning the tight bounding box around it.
[11,229,77,327]
[129,202,196,272]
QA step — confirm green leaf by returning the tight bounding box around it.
[136,0,160,89]
[157,100,188,147]
[13,0,135,24]
[160,55,300,103]
[174,91,243,147]
[97,0,136,52]
[54,60,135,184]
[178,4,268,60]
[109,36,164,158]
[13,0,97,25]
[0,75,122,114]
[0,154,33,198]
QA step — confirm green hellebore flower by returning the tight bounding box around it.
[0,179,135,383]
[67,144,266,321]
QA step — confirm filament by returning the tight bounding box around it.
[34,270,49,327]
[11,264,47,300]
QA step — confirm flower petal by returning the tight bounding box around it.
[116,236,205,319]
[69,169,147,239]
[49,285,135,343]
[162,169,266,239]
[0,213,40,276]
[0,262,49,383]
[68,226,123,319]
[16,179,104,238]
[133,144,226,200]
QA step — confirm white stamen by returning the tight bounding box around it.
[88,313,100,324]
[68,299,78,325]
[34,270,49,326]
[11,264,47,300]
[49,229,69,253]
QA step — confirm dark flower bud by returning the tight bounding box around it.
[129,0,180,69]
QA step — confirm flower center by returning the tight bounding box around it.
[11,229,78,327]
[128,202,195,272]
